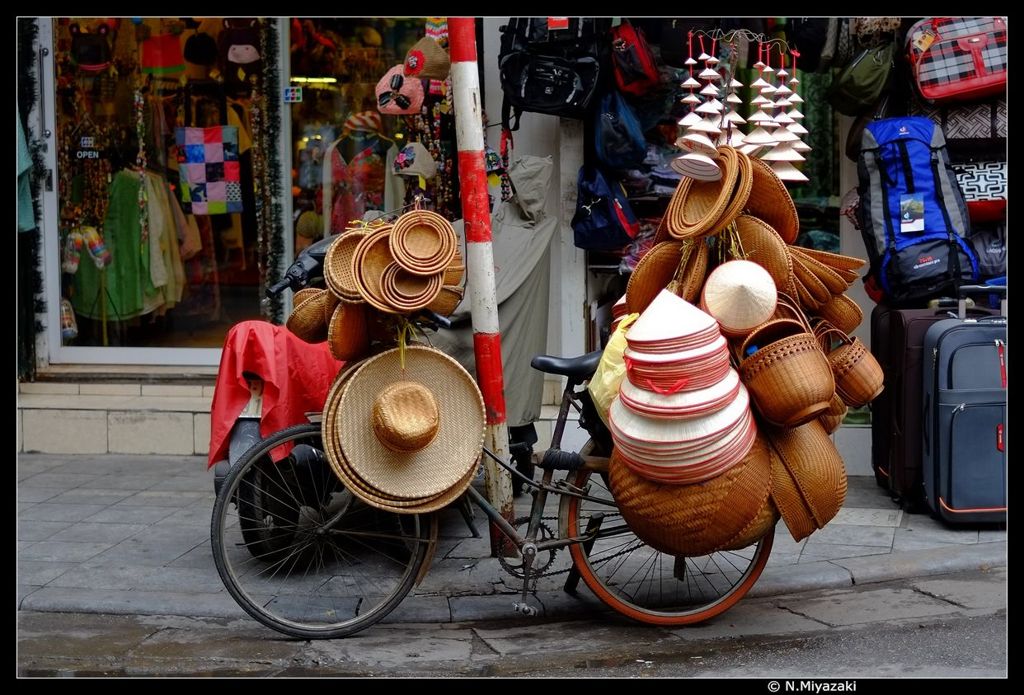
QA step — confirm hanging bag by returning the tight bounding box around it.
[571,165,640,251]
[174,81,243,215]
[906,17,1007,104]
[594,90,647,170]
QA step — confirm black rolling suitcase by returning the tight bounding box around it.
[922,287,1007,524]
[871,300,998,509]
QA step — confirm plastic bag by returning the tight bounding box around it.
[587,312,639,426]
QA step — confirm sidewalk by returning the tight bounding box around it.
[17,451,1006,627]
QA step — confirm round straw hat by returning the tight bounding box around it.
[607,429,773,556]
[325,230,368,302]
[734,214,797,297]
[391,209,458,276]
[766,420,847,530]
[351,225,399,313]
[337,346,485,500]
[372,380,440,452]
[746,156,800,244]
[700,260,778,338]
[666,146,740,239]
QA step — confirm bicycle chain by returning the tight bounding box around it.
[503,514,645,580]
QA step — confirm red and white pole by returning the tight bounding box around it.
[448,17,513,556]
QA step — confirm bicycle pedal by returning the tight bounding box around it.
[512,602,539,617]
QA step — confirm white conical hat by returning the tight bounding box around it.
[769,161,809,182]
[762,64,775,74]
[699,67,721,80]
[697,51,712,61]
[787,121,809,135]
[723,110,746,125]
[751,94,772,106]
[685,57,698,66]
[701,260,778,335]
[788,76,800,85]
[725,129,746,147]
[774,96,793,108]
[747,109,774,124]
[726,93,743,104]
[679,132,719,155]
[678,110,703,127]
[788,108,805,120]
[681,76,702,88]
[759,84,777,95]
[750,76,771,89]
[742,127,777,145]
[753,60,766,70]
[772,125,799,142]
[760,143,806,162]
[696,100,723,115]
[775,83,793,96]
[791,139,812,152]
[729,78,744,88]
[788,92,805,104]
[619,369,741,419]
[626,290,718,345]
[689,117,721,134]
[777,68,789,78]
[671,152,723,181]
[681,93,702,105]
[773,110,795,125]
[700,83,720,96]
[706,55,720,65]
[608,384,750,446]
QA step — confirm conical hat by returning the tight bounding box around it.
[625,290,718,345]
[701,260,778,336]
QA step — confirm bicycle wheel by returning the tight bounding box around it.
[212,423,433,639]
[562,452,773,626]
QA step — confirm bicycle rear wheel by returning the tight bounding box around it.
[211,423,433,639]
[562,462,773,626]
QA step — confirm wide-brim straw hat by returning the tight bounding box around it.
[766,420,848,532]
[391,210,458,276]
[625,289,719,348]
[700,260,779,338]
[746,156,800,244]
[734,214,797,297]
[607,429,773,556]
[709,147,753,233]
[352,225,399,313]
[768,437,817,542]
[325,230,369,302]
[666,146,740,239]
[335,345,485,500]
[286,289,330,343]
[327,301,369,362]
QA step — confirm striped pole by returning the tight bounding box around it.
[448,17,513,556]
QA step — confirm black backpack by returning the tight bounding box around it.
[498,18,611,131]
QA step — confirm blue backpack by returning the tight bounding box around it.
[571,165,639,251]
[594,90,647,170]
[856,117,979,303]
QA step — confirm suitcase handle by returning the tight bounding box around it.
[957,285,1006,319]
[922,392,930,455]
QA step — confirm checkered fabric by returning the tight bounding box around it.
[908,17,1007,103]
[174,126,244,215]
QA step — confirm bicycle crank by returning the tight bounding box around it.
[497,517,558,579]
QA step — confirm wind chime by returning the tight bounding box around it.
[759,47,809,182]
[672,33,723,181]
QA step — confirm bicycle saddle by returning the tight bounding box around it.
[530,350,603,379]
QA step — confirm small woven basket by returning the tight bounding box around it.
[816,293,864,334]
[327,301,369,362]
[286,289,330,343]
[426,285,465,316]
[391,209,457,275]
[815,322,884,408]
[818,392,848,434]
[324,230,368,302]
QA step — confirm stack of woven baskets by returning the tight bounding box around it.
[286,209,466,361]
[603,145,885,550]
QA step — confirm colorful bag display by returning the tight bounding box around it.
[907,17,1007,104]
[174,126,243,215]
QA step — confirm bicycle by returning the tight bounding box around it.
[210,339,774,639]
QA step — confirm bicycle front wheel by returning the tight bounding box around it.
[563,466,773,626]
[211,423,433,639]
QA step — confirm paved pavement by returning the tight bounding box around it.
[17,451,1006,629]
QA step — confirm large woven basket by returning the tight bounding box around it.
[739,320,834,427]
[607,430,773,557]
[815,323,884,408]
[766,420,848,531]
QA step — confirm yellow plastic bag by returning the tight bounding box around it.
[587,313,639,427]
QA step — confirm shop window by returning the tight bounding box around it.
[53,18,269,349]
[287,18,460,255]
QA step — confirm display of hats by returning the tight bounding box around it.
[666,146,740,239]
[325,229,368,302]
[391,209,458,276]
[334,345,485,501]
[766,420,847,534]
[738,318,835,428]
[745,156,800,244]
[733,214,797,297]
[619,368,741,419]
[286,288,331,343]
[351,225,399,313]
[607,431,774,557]
[327,301,369,362]
[375,64,424,116]
[404,36,451,80]
[700,260,778,338]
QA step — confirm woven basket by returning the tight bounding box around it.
[746,156,800,244]
[716,494,779,551]
[352,225,399,313]
[625,241,685,314]
[789,247,851,294]
[293,287,321,306]
[734,215,797,297]
[768,439,817,542]
[286,289,330,343]
[819,392,848,434]
[815,323,884,408]
[607,431,773,557]
[391,209,457,276]
[792,254,833,305]
[739,320,834,428]
[380,262,444,312]
[324,230,368,302]
[327,301,369,362]
[426,285,465,316]
[666,147,739,240]
[794,277,824,313]
[816,293,864,334]
[766,420,848,530]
